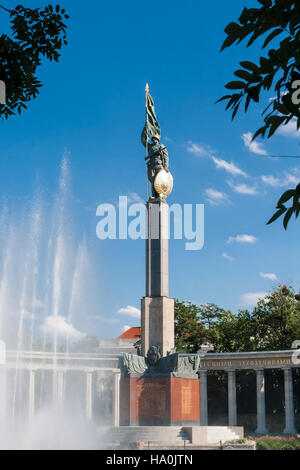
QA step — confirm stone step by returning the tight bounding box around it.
[100,426,191,444]
[209,433,239,437]
[182,426,244,445]
[99,426,244,446]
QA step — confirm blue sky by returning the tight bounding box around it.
[1,0,300,340]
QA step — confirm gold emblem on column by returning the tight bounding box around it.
[154,169,173,199]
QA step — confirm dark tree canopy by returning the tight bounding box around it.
[218,0,300,229]
[175,285,300,353]
[0,3,69,119]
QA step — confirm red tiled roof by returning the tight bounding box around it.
[117,327,141,339]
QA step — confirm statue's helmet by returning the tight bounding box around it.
[152,134,160,141]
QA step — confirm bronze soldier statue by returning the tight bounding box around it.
[141,130,169,199]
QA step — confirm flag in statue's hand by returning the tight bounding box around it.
[141,87,161,147]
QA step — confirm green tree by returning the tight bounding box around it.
[218,0,300,228]
[174,300,207,353]
[175,288,300,353]
[0,3,69,119]
[252,284,300,350]
[206,308,257,353]
[174,301,257,354]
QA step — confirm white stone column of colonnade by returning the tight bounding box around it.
[283,367,296,434]
[85,370,93,421]
[56,370,64,405]
[227,369,237,426]
[199,369,208,425]
[255,368,268,434]
[112,371,121,427]
[0,366,7,422]
[28,368,36,422]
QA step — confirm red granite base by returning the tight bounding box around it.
[120,376,200,426]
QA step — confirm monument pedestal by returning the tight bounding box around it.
[119,197,201,427]
[120,375,200,426]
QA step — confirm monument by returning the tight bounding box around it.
[119,85,201,426]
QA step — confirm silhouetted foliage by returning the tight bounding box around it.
[0,3,69,119]
[218,0,300,228]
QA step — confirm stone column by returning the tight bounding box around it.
[146,199,169,297]
[85,371,93,421]
[283,367,296,434]
[28,368,36,422]
[113,372,121,427]
[255,368,268,434]
[227,369,237,426]
[0,366,7,421]
[57,371,64,405]
[199,369,208,425]
[141,199,174,356]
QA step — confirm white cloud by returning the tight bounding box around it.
[262,170,300,187]
[285,172,300,185]
[259,272,278,281]
[227,181,258,195]
[211,157,247,177]
[227,234,258,244]
[205,188,231,206]
[277,118,300,138]
[222,253,234,262]
[242,131,268,156]
[117,305,141,318]
[261,175,281,187]
[240,292,267,306]
[122,325,131,333]
[119,193,144,207]
[40,315,86,341]
[186,141,212,157]
[128,192,144,204]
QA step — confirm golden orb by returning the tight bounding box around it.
[154,169,173,199]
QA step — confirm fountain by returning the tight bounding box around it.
[0,156,109,449]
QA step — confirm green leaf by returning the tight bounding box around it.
[267,115,286,137]
[247,85,260,102]
[224,22,240,35]
[215,94,232,104]
[240,61,258,71]
[252,125,267,140]
[234,69,254,81]
[232,104,239,120]
[267,206,287,225]
[262,29,283,49]
[225,81,246,90]
[277,189,295,205]
[283,207,294,230]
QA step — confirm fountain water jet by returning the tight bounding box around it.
[0,157,107,449]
